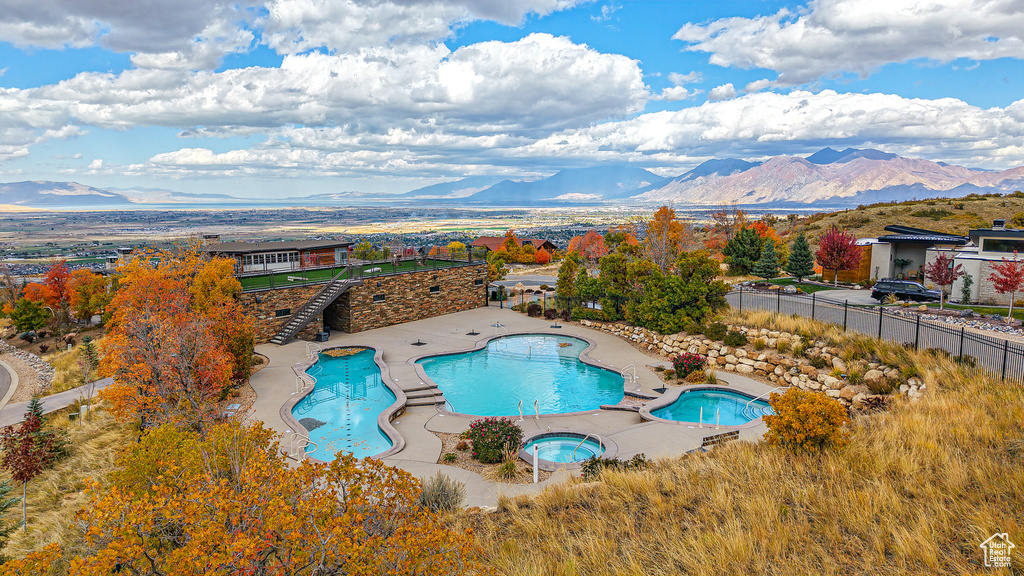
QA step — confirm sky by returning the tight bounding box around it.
[1,0,1022,198]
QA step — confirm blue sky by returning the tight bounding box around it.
[1,0,1022,197]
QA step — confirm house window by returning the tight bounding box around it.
[429,285,440,294]
[275,308,291,317]
[372,294,385,303]
[983,238,1024,253]
[474,279,483,286]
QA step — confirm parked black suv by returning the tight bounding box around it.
[871,279,942,302]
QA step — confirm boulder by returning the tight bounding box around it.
[736,364,754,374]
[863,369,886,386]
[825,389,841,398]
[831,357,847,372]
[725,354,738,364]
[840,384,869,401]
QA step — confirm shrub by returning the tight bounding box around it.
[455,440,470,451]
[754,338,766,351]
[663,370,676,381]
[683,321,705,335]
[723,331,748,347]
[764,389,849,452]
[497,456,518,480]
[704,323,727,341]
[672,353,707,379]
[704,371,718,385]
[867,377,898,395]
[580,453,649,481]
[442,452,457,463]
[467,417,523,464]
[559,309,571,321]
[846,368,863,385]
[38,343,50,354]
[544,308,557,320]
[539,284,549,291]
[526,303,543,317]
[417,471,466,512]
[809,355,829,369]
[19,331,36,343]
[684,370,706,383]
[776,340,790,353]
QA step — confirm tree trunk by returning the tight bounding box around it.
[1009,290,1015,323]
[940,286,945,310]
[834,269,839,287]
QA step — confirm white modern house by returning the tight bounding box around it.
[925,219,1024,305]
[864,225,970,281]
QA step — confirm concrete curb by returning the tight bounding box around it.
[0,359,17,411]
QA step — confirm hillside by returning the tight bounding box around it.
[791,192,1024,242]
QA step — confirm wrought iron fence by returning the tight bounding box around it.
[729,284,1024,381]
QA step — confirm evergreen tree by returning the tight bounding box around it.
[785,232,815,282]
[722,226,763,275]
[753,241,780,281]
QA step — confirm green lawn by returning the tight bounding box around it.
[768,278,844,294]
[925,301,1024,321]
[238,259,477,291]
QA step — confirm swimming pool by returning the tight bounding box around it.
[291,348,396,459]
[524,434,604,463]
[650,388,774,426]
[416,334,624,416]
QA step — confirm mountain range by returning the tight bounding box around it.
[2,148,1023,209]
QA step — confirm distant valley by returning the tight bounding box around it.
[3,148,1022,209]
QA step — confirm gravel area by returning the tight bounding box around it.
[0,342,54,403]
[434,431,553,484]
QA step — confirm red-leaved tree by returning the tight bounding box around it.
[815,227,862,286]
[567,231,608,268]
[924,253,964,310]
[989,251,1024,321]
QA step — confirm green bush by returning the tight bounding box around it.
[809,355,829,369]
[763,389,849,452]
[581,453,649,481]
[467,417,523,464]
[705,322,727,341]
[442,452,457,463]
[417,471,466,512]
[683,321,706,335]
[663,369,676,380]
[723,331,748,347]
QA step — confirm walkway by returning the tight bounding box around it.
[0,377,112,428]
[0,360,14,410]
[248,307,774,507]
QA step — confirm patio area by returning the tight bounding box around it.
[246,306,775,506]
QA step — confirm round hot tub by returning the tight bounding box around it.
[518,430,619,471]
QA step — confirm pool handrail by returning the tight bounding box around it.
[518,400,524,421]
[288,432,318,461]
[534,399,540,420]
[744,386,789,409]
[572,433,603,461]
[305,342,322,359]
[620,364,638,391]
[495,324,508,337]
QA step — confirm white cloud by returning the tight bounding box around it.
[708,83,736,101]
[674,0,1024,85]
[667,71,701,85]
[744,79,771,93]
[517,90,1024,170]
[654,86,699,102]
[87,159,103,170]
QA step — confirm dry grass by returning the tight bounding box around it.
[0,405,132,560]
[465,311,1024,575]
[44,344,101,394]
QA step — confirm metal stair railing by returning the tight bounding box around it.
[271,267,361,344]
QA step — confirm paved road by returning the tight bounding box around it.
[728,289,1024,380]
[0,362,11,408]
[814,288,879,306]
[0,377,112,428]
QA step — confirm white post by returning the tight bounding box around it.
[699,407,703,428]
[533,445,538,484]
[716,408,721,430]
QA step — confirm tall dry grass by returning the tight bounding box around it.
[1,406,131,561]
[465,312,1023,575]
[44,341,101,394]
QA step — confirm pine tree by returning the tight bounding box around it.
[785,232,815,282]
[753,241,780,281]
[722,226,763,275]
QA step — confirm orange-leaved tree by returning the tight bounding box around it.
[10,421,480,576]
[567,230,608,267]
[644,206,687,272]
[99,246,253,432]
[534,247,551,265]
[67,269,110,322]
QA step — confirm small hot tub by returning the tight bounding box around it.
[519,430,619,471]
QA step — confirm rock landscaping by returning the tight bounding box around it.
[887,307,1024,337]
[0,339,55,389]
[577,319,924,411]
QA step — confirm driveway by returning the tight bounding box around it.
[812,288,878,306]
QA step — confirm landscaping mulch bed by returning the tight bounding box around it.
[433,431,552,485]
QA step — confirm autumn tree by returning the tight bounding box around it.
[816,227,862,286]
[556,252,582,305]
[785,232,815,282]
[989,251,1024,321]
[446,241,467,260]
[534,247,551,265]
[1,397,68,531]
[7,299,50,333]
[722,226,763,275]
[704,206,747,253]
[17,421,480,575]
[567,230,608,268]
[923,253,964,310]
[67,269,110,322]
[100,246,253,432]
[644,206,688,272]
[43,260,71,308]
[353,240,377,261]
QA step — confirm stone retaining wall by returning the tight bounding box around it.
[0,340,54,388]
[239,284,323,343]
[578,319,924,411]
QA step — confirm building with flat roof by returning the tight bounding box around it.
[470,236,557,253]
[925,219,1024,305]
[202,240,353,274]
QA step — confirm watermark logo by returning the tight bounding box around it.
[980,533,1014,568]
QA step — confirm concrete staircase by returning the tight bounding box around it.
[270,269,361,345]
[403,384,446,407]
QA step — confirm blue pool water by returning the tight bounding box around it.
[524,435,605,463]
[417,335,624,416]
[291,348,395,459]
[652,389,774,425]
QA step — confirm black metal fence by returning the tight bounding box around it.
[729,285,1024,381]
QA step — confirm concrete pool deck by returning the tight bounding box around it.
[247,306,775,507]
